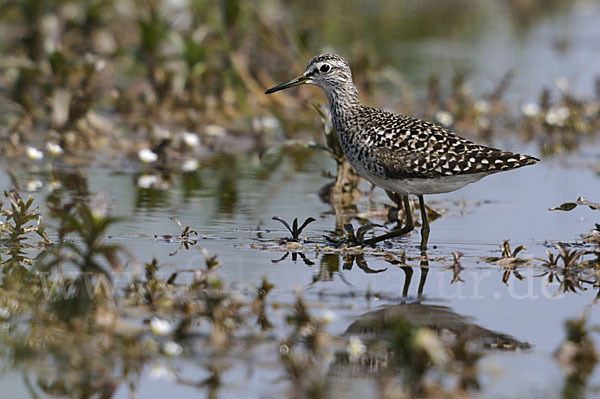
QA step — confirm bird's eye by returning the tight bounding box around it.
[319,64,330,73]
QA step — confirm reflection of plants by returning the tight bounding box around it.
[486,241,527,284]
[272,251,314,266]
[272,216,316,243]
[537,245,587,294]
[485,240,527,264]
[167,217,198,256]
[374,317,482,395]
[35,194,125,320]
[449,251,465,283]
[538,245,585,268]
[342,253,386,274]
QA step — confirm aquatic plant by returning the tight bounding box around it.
[538,245,585,269]
[279,294,333,398]
[548,197,600,269]
[252,276,275,330]
[449,251,465,283]
[555,314,599,398]
[536,245,589,294]
[167,217,198,255]
[272,216,316,243]
[549,196,600,212]
[340,223,382,247]
[0,191,51,271]
[486,240,529,284]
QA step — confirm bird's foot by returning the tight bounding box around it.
[325,223,382,247]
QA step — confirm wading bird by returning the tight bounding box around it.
[266,54,538,251]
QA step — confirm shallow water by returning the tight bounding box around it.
[1,135,599,398]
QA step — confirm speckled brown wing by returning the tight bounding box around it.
[364,112,539,179]
[370,145,540,180]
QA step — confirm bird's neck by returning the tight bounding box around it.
[326,84,362,132]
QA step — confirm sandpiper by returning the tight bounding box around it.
[266,54,539,251]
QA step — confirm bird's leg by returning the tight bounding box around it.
[417,259,429,297]
[364,193,414,246]
[385,190,403,225]
[418,194,430,252]
[401,266,413,297]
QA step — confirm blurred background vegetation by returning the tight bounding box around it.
[0,0,595,161]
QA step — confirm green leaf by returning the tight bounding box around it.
[549,197,600,212]
[549,202,578,211]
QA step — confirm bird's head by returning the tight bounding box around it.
[265,54,353,95]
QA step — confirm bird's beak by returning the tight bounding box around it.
[265,74,309,94]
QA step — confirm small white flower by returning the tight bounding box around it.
[182,131,200,148]
[26,179,43,192]
[204,124,226,137]
[137,174,158,189]
[0,307,10,319]
[435,111,454,127]
[150,317,174,335]
[474,100,490,114]
[321,310,335,324]
[162,341,183,356]
[521,103,540,117]
[95,58,107,72]
[181,159,198,172]
[346,335,366,363]
[149,363,176,381]
[46,142,63,156]
[26,146,44,160]
[138,148,158,163]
